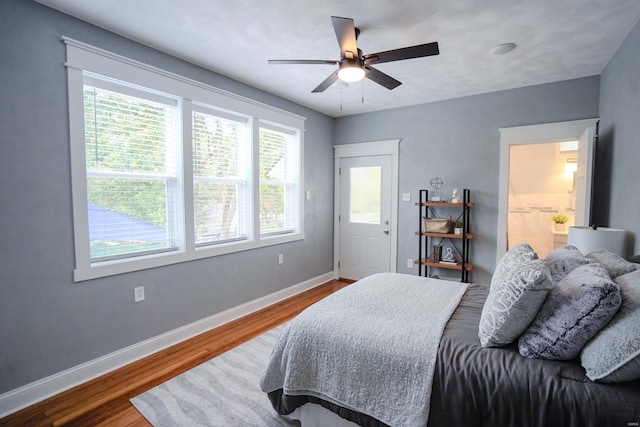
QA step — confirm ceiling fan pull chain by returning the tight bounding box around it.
[340,88,343,111]
[362,80,365,104]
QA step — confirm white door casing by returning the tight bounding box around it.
[497,119,598,263]
[574,127,595,226]
[334,140,399,280]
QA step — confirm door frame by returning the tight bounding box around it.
[496,118,598,263]
[333,140,400,279]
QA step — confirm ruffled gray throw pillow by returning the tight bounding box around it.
[586,249,640,279]
[545,245,592,285]
[518,263,621,360]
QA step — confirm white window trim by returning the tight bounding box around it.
[64,37,305,282]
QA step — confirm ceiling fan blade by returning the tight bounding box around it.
[364,65,402,90]
[268,59,339,65]
[364,42,439,65]
[331,16,358,57]
[312,70,340,93]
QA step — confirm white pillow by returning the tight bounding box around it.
[479,243,551,348]
[490,243,538,287]
[581,269,640,382]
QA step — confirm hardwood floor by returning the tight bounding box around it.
[1,279,352,426]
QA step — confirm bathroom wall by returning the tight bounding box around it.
[508,142,577,257]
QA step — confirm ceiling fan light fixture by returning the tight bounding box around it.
[338,58,365,82]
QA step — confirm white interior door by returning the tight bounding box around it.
[338,155,392,280]
[574,127,595,226]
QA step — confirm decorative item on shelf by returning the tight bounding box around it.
[552,214,568,231]
[432,245,442,262]
[429,177,444,201]
[423,216,452,233]
[439,247,459,265]
[454,220,463,235]
[451,188,461,203]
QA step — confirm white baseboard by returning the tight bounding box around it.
[0,271,334,418]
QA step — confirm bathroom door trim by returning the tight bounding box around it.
[496,118,599,263]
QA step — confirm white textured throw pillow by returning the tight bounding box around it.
[581,269,640,382]
[479,243,551,348]
[490,243,539,287]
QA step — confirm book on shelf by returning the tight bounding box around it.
[439,259,459,265]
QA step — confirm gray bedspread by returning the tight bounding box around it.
[260,273,468,427]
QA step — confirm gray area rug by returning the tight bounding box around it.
[131,325,298,427]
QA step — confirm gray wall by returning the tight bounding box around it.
[598,18,640,255]
[0,1,334,394]
[335,77,601,284]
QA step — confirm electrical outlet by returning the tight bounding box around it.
[278,254,284,264]
[402,193,411,202]
[134,286,145,303]
[407,258,414,268]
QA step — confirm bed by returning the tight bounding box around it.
[260,245,640,427]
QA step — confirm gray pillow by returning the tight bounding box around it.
[581,269,640,382]
[479,259,552,347]
[545,245,592,285]
[518,263,621,360]
[586,250,640,279]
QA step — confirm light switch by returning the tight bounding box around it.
[134,286,145,303]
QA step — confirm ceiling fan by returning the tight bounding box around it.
[268,16,439,93]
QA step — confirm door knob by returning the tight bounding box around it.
[383,230,390,234]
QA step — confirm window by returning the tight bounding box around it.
[192,107,250,245]
[259,124,300,236]
[65,38,305,281]
[349,166,381,224]
[83,78,180,261]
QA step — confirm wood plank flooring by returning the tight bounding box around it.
[1,279,352,426]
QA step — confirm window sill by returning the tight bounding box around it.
[73,232,304,282]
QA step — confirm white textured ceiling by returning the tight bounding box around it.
[36,0,640,117]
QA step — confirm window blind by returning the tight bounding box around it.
[83,82,178,260]
[259,126,296,235]
[192,108,249,245]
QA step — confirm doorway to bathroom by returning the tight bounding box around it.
[507,141,578,258]
[496,118,598,261]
